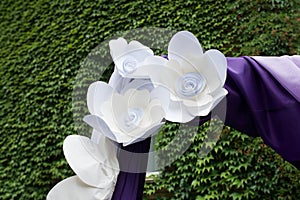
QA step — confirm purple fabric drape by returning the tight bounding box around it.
[225,56,300,167]
[112,56,300,199]
[112,138,151,200]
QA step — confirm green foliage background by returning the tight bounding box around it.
[0,0,299,199]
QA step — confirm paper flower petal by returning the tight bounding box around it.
[185,101,213,117]
[150,86,171,110]
[186,88,228,116]
[108,69,132,93]
[168,31,203,62]
[90,128,105,144]
[210,88,228,109]
[165,100,195,123]
[47,176,113,200]
[136,99,164,129]
[126,55,168,79]
[204,49,227,86]
[83,115,120,142]
[189,52,222,93]
[83,114,140,143]
[147,61,181,93]
[126,40,153,58]
[87,81,113,115]
[125,89,150,110]
[123,123,163,146]
[109,38,153,77]
[109,38,127,60]
[63,135,119,188]
[120,79,154,93]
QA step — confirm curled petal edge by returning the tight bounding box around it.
[47,176,114,200]
[83,114,164,146]
[63,135,119,188]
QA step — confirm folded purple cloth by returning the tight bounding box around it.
[252,56,300,102]
[225,57,300,168]
[112,56,300,199]
[112,138,151,200]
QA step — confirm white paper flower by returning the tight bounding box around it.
[128,31,228,122]
[47,132,119,200]
[109,37,154,77]
[83,81,165,146]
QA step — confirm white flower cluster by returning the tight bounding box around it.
[84,31,228,145]
[47,31,228,200]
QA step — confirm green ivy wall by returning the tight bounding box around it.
[0,0,299,199]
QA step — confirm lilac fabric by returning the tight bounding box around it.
[112,56,300,199]
[252,56,300,101]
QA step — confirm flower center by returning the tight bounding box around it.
[123,57,137,74]
[176,72,206,98]
[124,108,143,128]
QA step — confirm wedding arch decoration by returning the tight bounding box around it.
[47,29,300,199]
[47,31,228,199]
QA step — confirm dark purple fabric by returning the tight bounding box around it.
[112,138,151,200]
[225,57,300,168]
[112,56,300,199]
